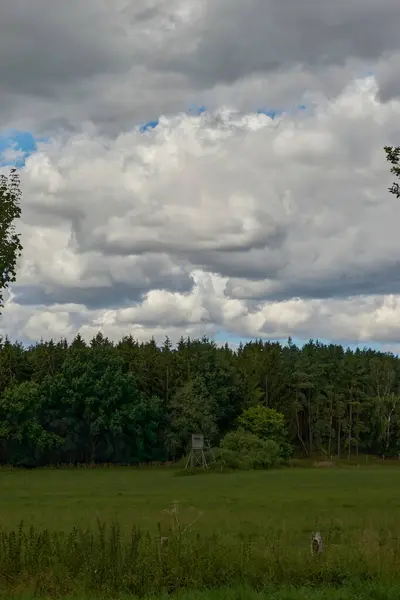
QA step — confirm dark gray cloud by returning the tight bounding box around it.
[157,0,400,86]
[12,272,193,310]
[1,0,400,132]
[225,260,400,303]
[0,0,129,95]
[375,53,400,102]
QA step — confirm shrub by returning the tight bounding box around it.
[238,406,293,459]
[218,429,283,469]
[208,448,245,470]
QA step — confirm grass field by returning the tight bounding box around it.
[0,464,398,538]
[1,464,400,598]
[3,584,400,600]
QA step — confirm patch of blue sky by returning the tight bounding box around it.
[0,130,48,168]
[256,108,280,119]
[139,119,159,133]
[213,331,390,353]
[256,104,307,119]
[187,104,206,115]
[213,331,305,349]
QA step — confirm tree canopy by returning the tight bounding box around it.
[0,334,400,466]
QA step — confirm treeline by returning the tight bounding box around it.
[0,333,399,466]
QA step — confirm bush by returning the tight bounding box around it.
[238,406,286,439]
[238,406,293,460]
[209,448,245,470]
[218,429,283,469]
[176,423,289,473]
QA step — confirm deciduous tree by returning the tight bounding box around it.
[0,169,23,311]
[384,145,400,198]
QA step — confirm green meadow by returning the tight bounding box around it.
[1,465,400,598]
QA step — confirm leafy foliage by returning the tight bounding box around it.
[384,145,400,198]
[0,335,399,465]
[0,169,23,311]
[167,375,218,459]
[238,405,292,460]
[219,428,283,469]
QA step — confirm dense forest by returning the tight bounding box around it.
[0,333,399,466]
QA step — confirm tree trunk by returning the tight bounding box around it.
[295,411,309,456]
[328,397,333,457]
[348,400,352,460]
[308,394,313,457]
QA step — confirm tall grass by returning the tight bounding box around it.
[1,519,400,598]
[3,584,400,600]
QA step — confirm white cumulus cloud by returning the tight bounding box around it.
[1,75,400,349]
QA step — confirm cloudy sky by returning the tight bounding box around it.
[1,0,400,351]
